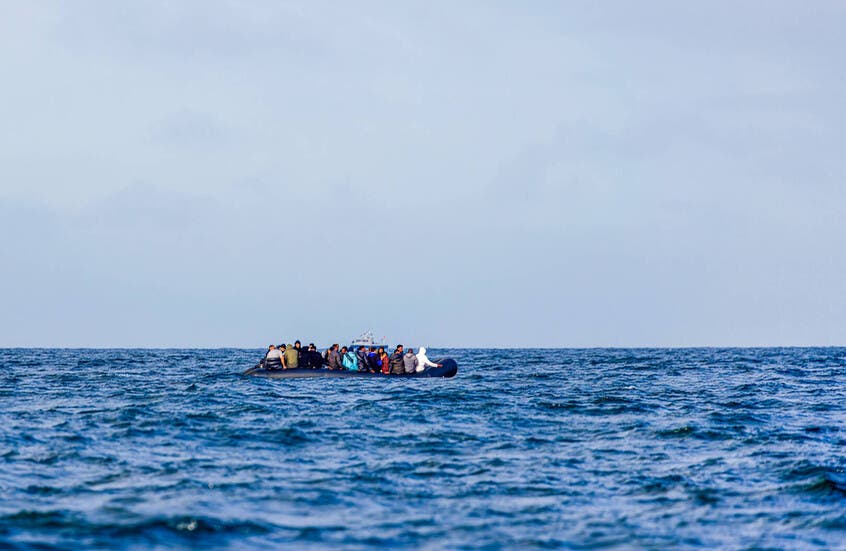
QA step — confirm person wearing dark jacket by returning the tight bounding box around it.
[356,346,370,372]
[305,344,324,369]
[389,345,404,375]
[367,347,380,372]
[294,340,305,367]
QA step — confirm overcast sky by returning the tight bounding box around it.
[1,1,844,347]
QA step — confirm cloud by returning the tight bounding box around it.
[1,1,845,346]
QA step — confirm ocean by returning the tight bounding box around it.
[2,347,846,549]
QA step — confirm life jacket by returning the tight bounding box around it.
[265,350,283,370]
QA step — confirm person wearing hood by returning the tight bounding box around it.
[294,340,305,367]
[403,348,419,374]
[415,347,441,372]
[284,343,299,368]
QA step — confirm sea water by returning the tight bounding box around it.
[2,348,846,549]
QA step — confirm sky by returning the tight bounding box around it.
[1,1,844,348]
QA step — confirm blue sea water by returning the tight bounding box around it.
[2,348,846,549]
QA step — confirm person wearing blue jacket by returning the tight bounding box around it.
[367,347,380,372]
[341,346,358,371]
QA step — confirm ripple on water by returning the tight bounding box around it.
[2,347,846,549]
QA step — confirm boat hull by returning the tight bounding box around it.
[243,358,458,379]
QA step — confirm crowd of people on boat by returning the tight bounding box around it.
[261,340,442,374]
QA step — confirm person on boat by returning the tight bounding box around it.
[294,340,305,367]
[326,344,343,370]
[284,343,299,368]
[341,346,357,371]
[305,343,325,369]
[301,344,314,368]
[389,345,405,374]
[415,347,441,372]
[367,347,380,372]
[264,344,286,370]
[356,346,370,372]
[403,348,418,374]
[378,347,390,374]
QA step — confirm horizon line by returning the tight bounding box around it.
[1,345,844,350]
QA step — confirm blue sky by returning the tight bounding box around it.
[1,2,844,347]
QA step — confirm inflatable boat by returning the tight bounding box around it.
[243,358,458,379]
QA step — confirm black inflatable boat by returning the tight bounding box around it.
[243,358,458,379]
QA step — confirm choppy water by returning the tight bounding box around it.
[2,348,846,549]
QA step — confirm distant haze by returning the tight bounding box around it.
[1,2,844,348]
